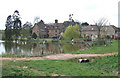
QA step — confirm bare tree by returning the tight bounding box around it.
[93,17,109,45]
[33,16,40,24]
[94,17,108,26]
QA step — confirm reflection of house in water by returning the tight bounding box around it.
[2,41,90,56]
[32,43,43,55]
[46,43,64,54]
[32,43,64,55]
[3,41,33,56]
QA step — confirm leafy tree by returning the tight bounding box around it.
[5,10,22,41]
[22,21,33,36]
[81,22,89,26]
[20,27,31,40]
[12,10,22,41]
[2,30,5,40]
[11,34,17,40]
[5,15,13,40]
[106,35,111,40]
[63,24,80,40]
[5,15,13,29]
[23,21,32,29]
[32,32,37,39]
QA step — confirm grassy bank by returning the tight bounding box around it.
[2,54,118,76]
[66,40,118,54]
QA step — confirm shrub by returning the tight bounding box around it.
[32,32,37,39]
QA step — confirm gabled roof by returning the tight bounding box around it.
[110,25,118,31]
[82,26,98,31]
[46,23,63,26]
[46,23,64,29]
[37,20,45,25]
[101,25,118,31]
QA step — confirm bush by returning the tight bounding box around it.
[32,33,37,39]
[106,35,111,40]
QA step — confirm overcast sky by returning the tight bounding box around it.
[0,0,119,30]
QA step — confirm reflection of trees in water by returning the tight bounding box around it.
[19,42,32,55]
[3,42,12,54]
[46,43,64,55]
[32,43,43,55]
[3,41,20,55]
[3,41,88,56]
[3,41,32,55]
[33,43,37,48]
[62,43,87,52]
[31,43,64,55]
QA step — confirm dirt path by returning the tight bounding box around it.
[0,52,117,61]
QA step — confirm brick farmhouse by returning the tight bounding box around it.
[32,19,79,38]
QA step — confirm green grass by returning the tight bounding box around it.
[18,37,28,41]
[66,40,118,54]
[2,54,118,76]
[40,38,54,41]
[0,54,48,57]
[0,54,26,57]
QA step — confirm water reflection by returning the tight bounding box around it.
[62,43,87,52]
[0,41,88,56]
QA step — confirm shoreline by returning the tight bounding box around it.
[1,52,118,61]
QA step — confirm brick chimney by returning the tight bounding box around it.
[55,19,58,23]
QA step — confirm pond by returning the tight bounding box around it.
[0,40,88,56]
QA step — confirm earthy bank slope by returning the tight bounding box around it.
[1,52,117,61]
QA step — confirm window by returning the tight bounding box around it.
[55,30,57,32]
[55,26,58,29]
[51,26,53,29]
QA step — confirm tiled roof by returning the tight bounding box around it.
[46,23,64,29]
[110,25,118,31]
[101,25,118,31]
[82,26,98,31]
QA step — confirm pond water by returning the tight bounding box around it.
[0,40,88,56]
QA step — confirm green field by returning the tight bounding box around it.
[66,40,118,54]
[2,54,118,76]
